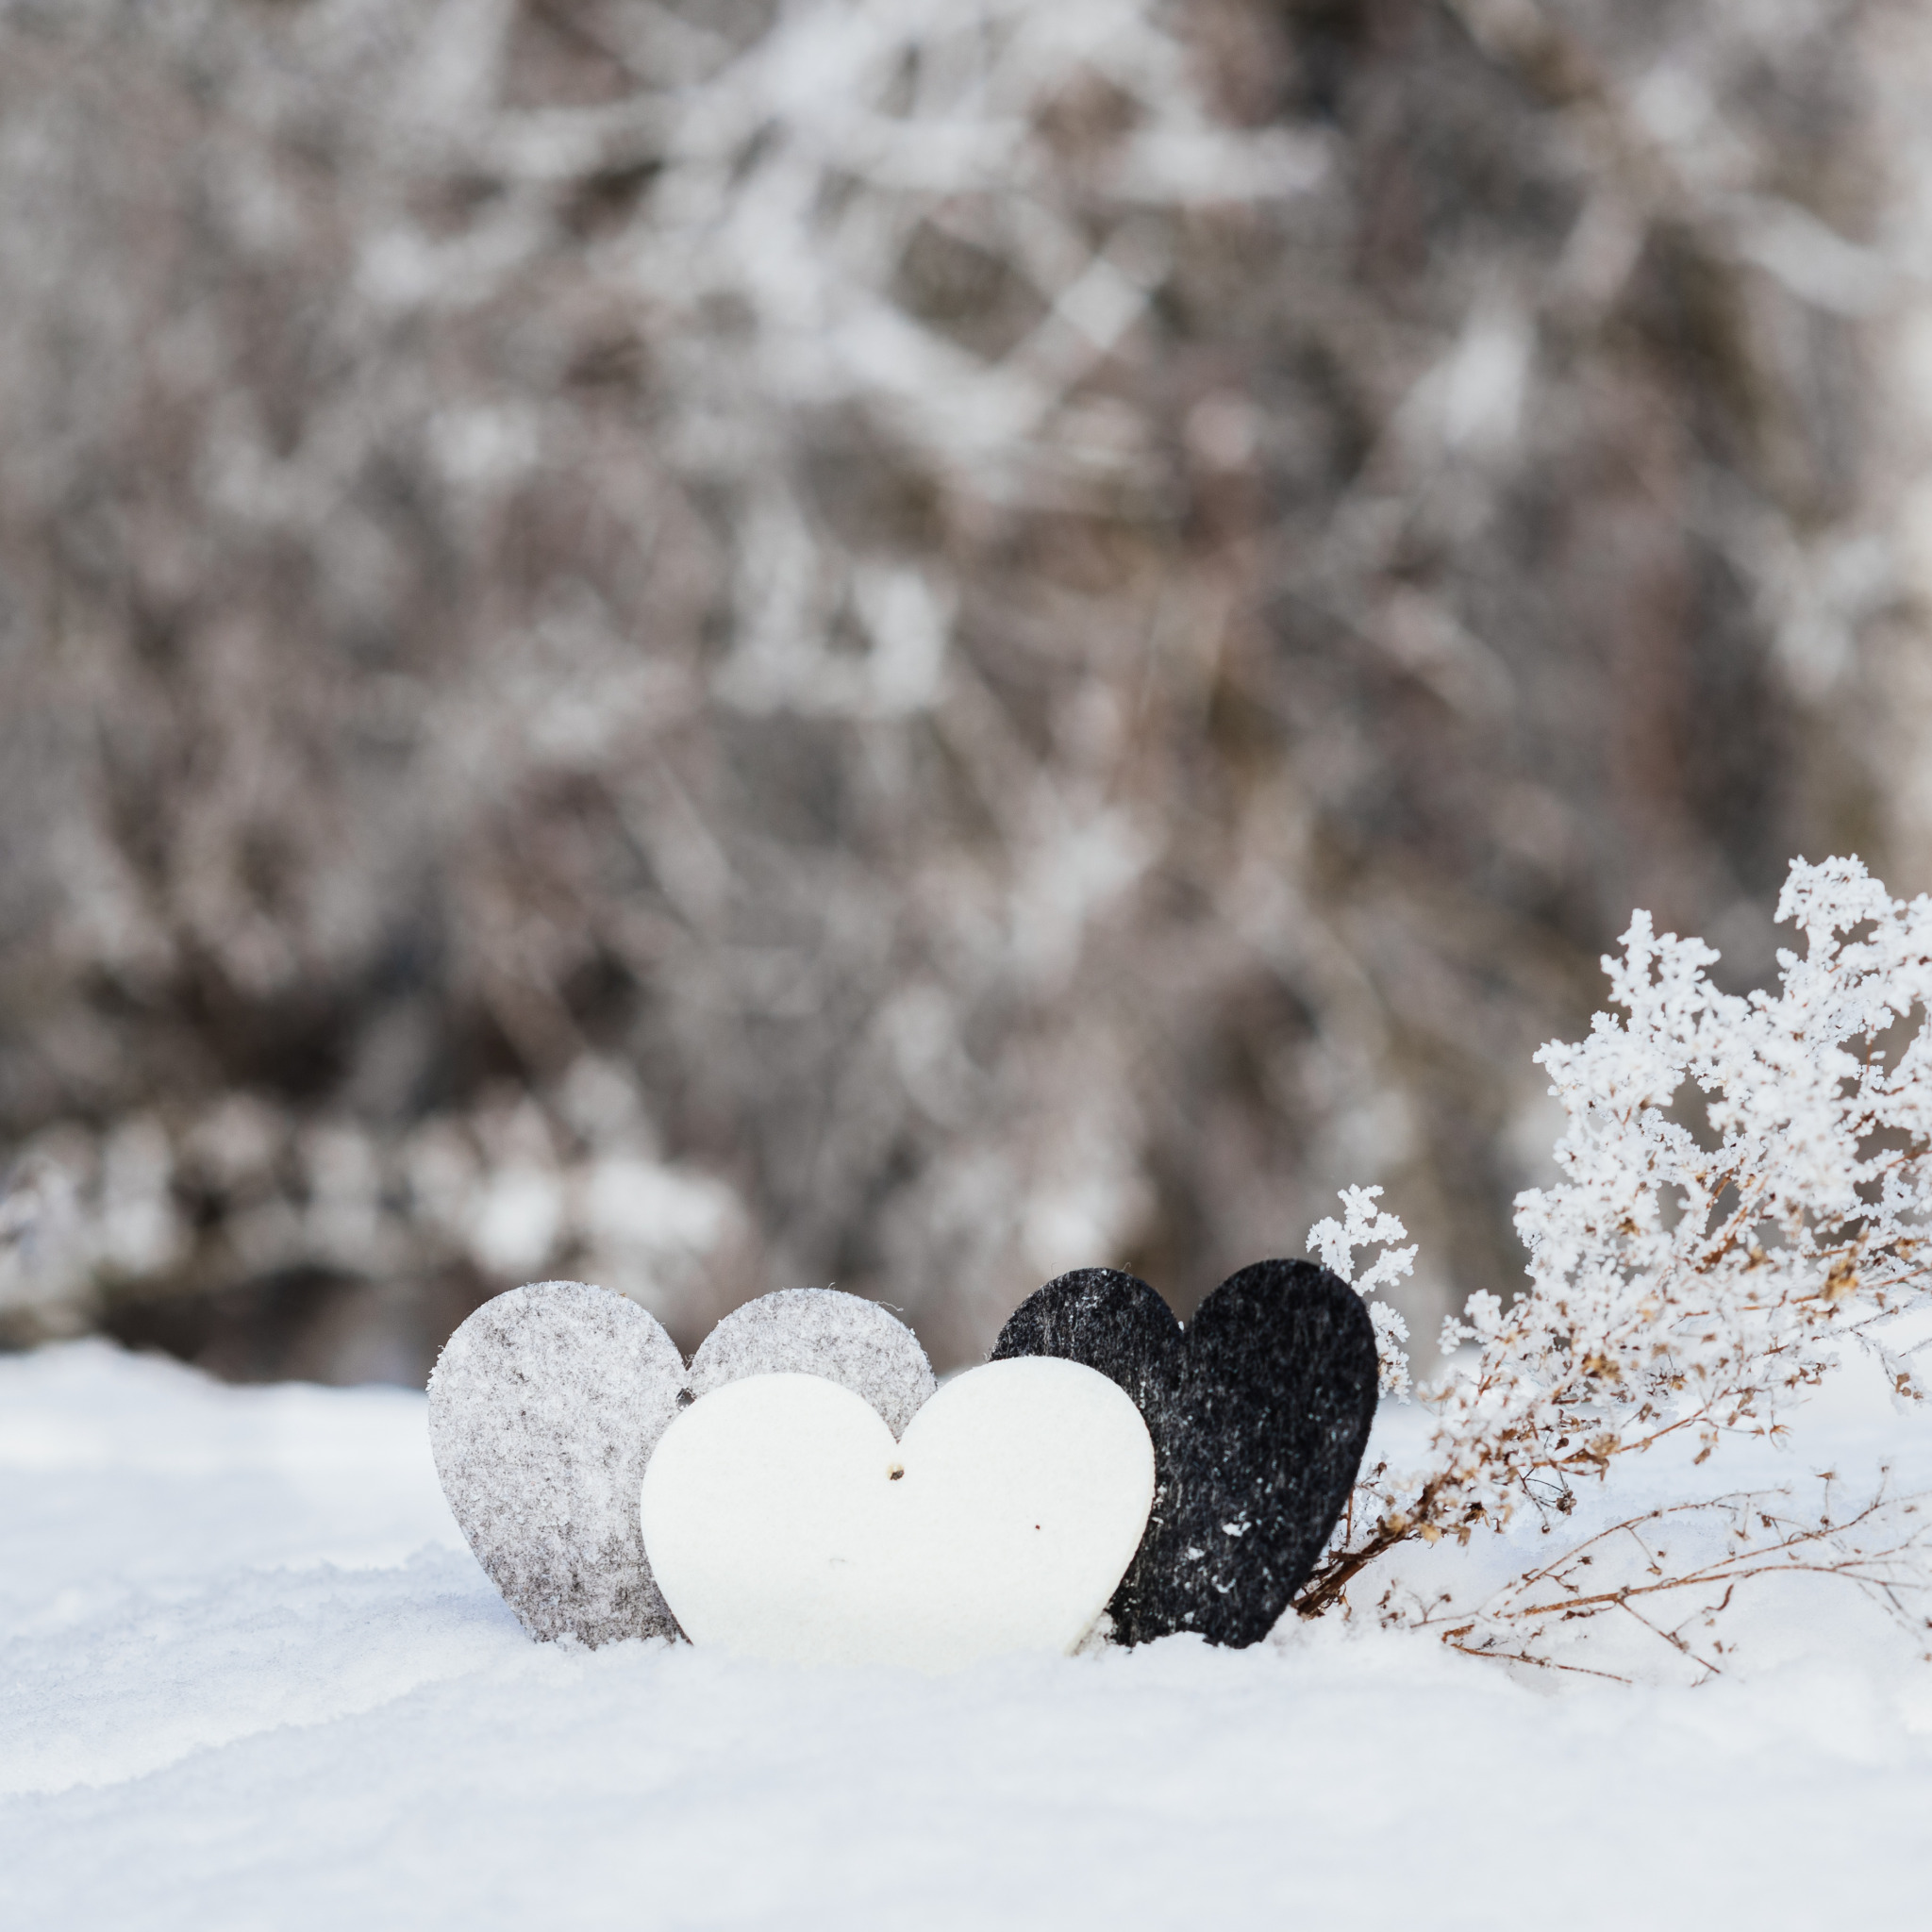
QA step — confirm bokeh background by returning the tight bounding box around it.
[3,0,1931,1385]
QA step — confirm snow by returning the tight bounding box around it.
[6,1341,1932,1930]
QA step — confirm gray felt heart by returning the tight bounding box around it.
[690,1287,935,1437]
[428,1279,934,1646]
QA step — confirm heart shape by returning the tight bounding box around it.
[640,1357,1156,1671]
[428,1280,683,1645]
[688,1286,936,1437]
[429,1281,935,1645]
[990,1259,1378,1647]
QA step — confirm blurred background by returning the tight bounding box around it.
[2,0,1930,1386]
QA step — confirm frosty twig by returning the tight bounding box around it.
[1304,856,1932,1655]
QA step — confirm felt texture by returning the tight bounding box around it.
[641,1358,1155,1672]
[687,1287,935,1439]
[991,1259,1378,1647]
[429,1280,686,1646]
[430,1282,936,1645]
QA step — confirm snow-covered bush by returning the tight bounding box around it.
[1307,855,1932,1659]
[8,0,1932,1380]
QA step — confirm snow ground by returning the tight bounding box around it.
[5,1341,1932,1931]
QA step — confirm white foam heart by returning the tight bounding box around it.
[639,1357,1155,1672]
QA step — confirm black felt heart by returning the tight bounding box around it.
[990,1258,1378,1647]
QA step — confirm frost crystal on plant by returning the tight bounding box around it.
[1304,857,1932,1632]
[1308,1184,1416,1400]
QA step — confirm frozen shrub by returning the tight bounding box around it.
[3,1,1930,1376]
[1307,855,1932,1660]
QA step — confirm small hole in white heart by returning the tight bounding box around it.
[888,1464,905,1480]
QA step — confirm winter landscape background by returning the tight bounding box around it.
[8,0,1932,1383]
[8,7,1932,1926]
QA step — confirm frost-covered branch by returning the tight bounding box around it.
[1408,1474,1932,1681]
[1308,1184,1417,1402]
[1303,856,1932,1642]
[6,1,1932,1385]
